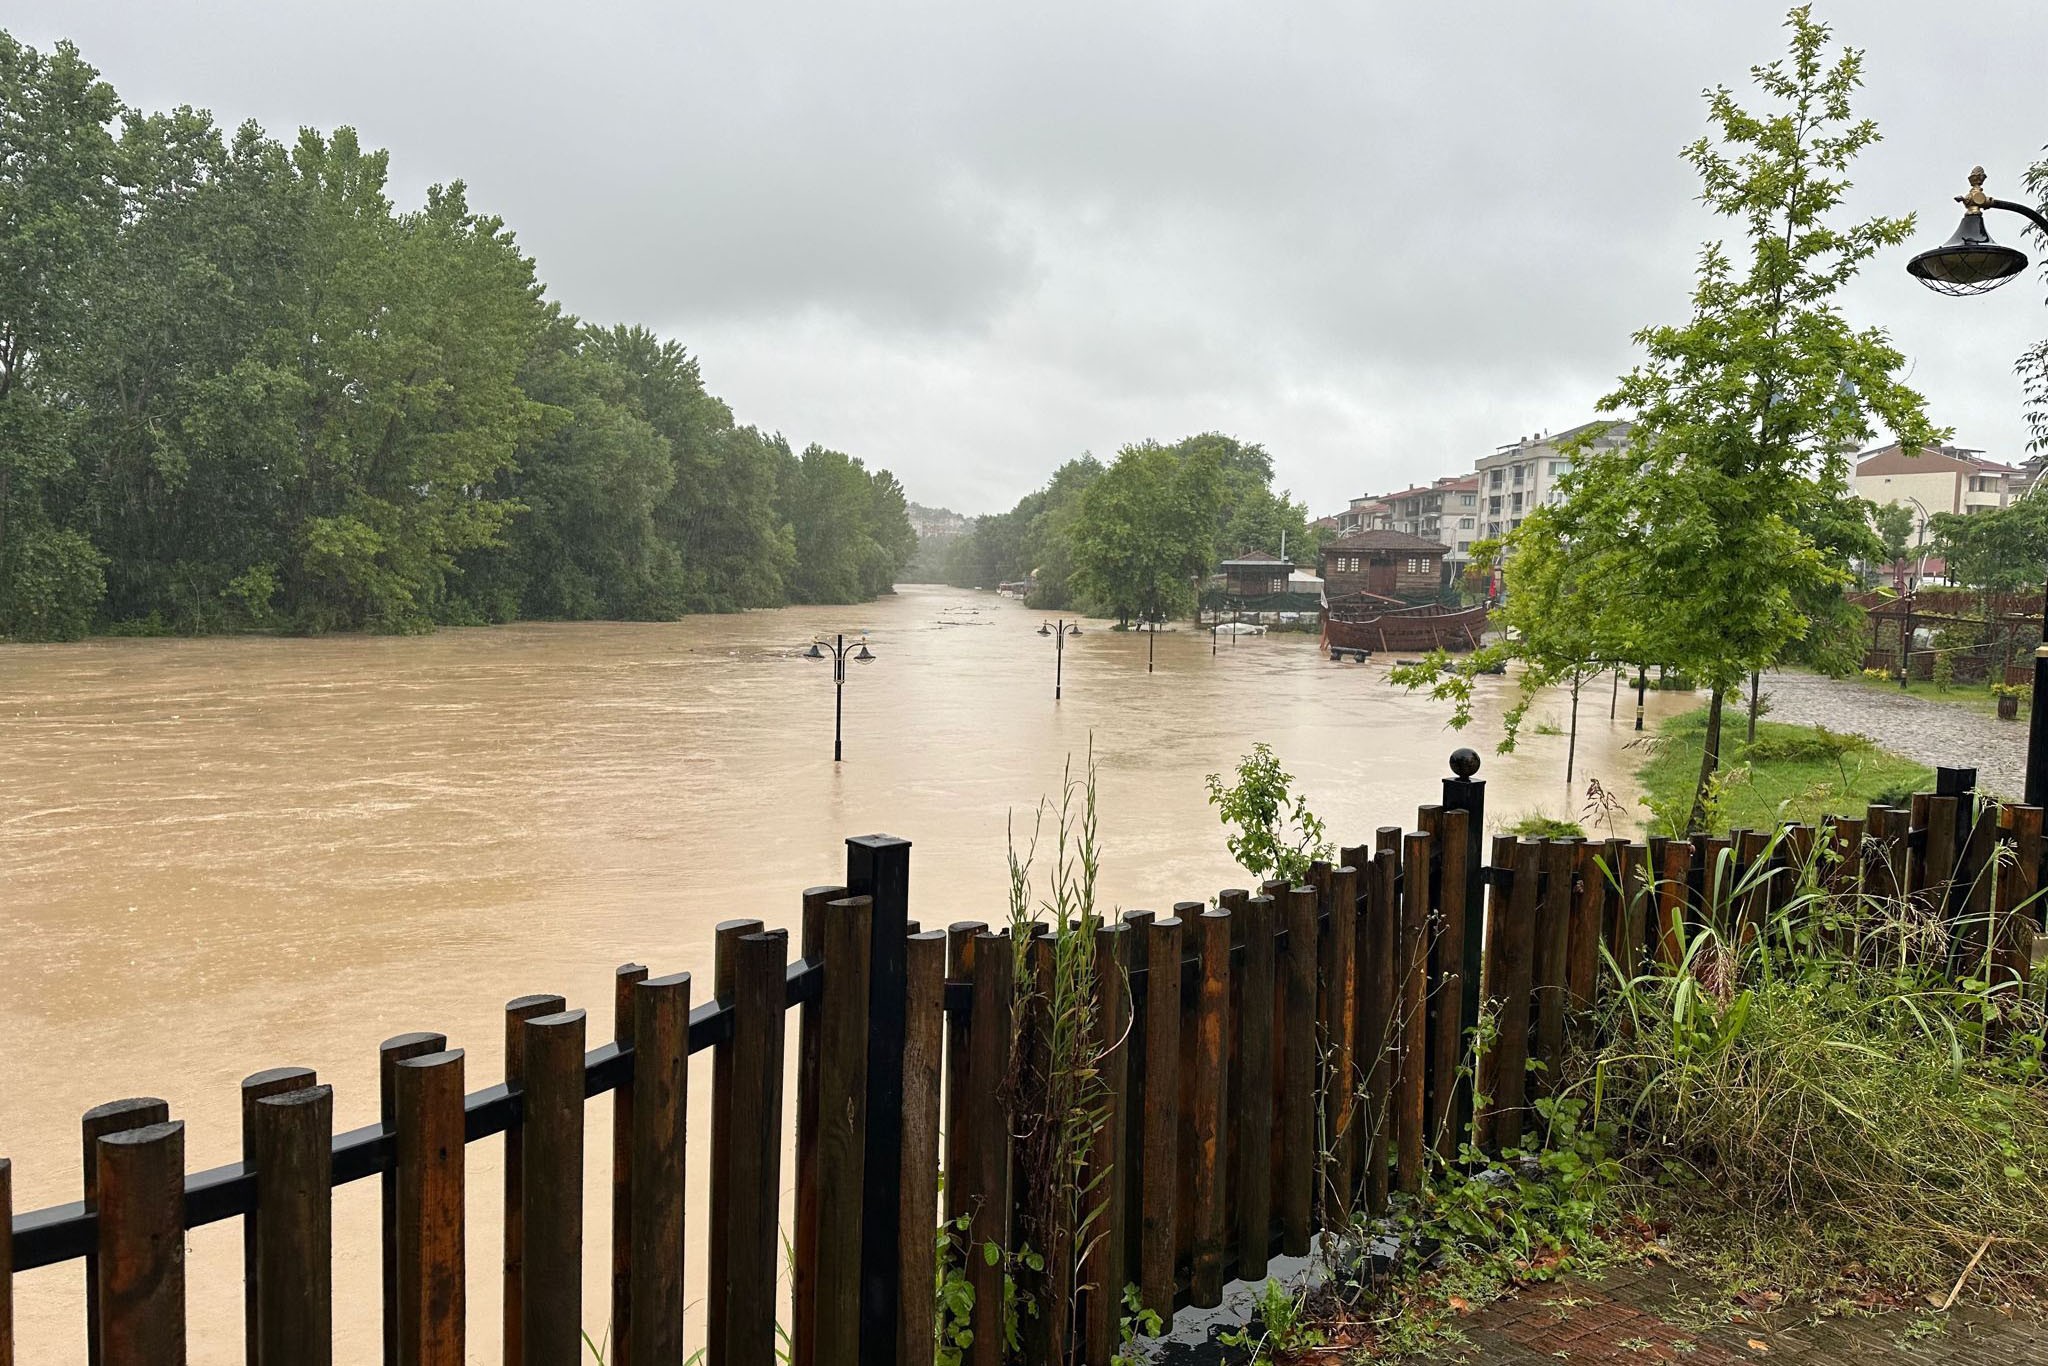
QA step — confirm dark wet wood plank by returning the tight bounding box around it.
[241,1065,317,1366]
[253,1085,333,1366]
[792,886,844,1366]
[378,1033,445,1366]
[94,1121,185,1366]
[81,1096,169,1366]
[629,972,690,1366]
[521,1010,588,1366]
[1139,914,1182,1320]
[816,898,872,1352]
[395,1050,465,1366]
[1279,886,1317,1253]
[501,992,565,1366]
[610,963,647,1366]
[722,930,789,1366]
[1189,907,1232,1307]
[901,928,947,1366]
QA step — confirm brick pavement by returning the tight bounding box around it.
[1447,1260,2047,1365]
[1759,670,2027,798]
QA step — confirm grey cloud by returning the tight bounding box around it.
[18,0,2046,514]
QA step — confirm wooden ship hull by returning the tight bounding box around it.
[1320,600,1488,657]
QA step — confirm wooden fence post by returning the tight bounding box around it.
[1320,865,1359,1220]
[1083,921,1133,1363]
[1139,914,1183,1322]
[1995,806,2043,1001]
[1231,897,1275,1283]
[241,1065,316,1366]
[900,929,947,1366]
[1189,907,1232,1308]
[378,1033,445,1366]
[610,962,647,1366]
[628,972,690,1366]
[1,1157,12,1366]
[962,931,1013,1366]
[1363,838,1399,1215]
[707,917,764,1362]
[501,993,565,1366]
[94,1121,185,1366]
[793,885,845,1366]
[1430,810,1473,1160]
[846,835,911,1366]
[252,1085,333,1366]
[522,1009,588,1366]
[394,1049,465,1366]
[1440,752,1487,1155]
[1397,832,1431,1194]
[816,897,874,1352]
[1280,887,1317,1252]
[1532,839,1577,1094]
[1480,838,1540,1151]
[82,1097,169,1366]
[942,921,988,1232]
[724,930,790,1366]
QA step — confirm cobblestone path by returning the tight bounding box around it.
[1449,1261,2046,1365]
[1759,671,2027,799]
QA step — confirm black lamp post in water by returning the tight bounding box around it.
[803,632,876,762]
[1905,166,2048,805]
[1038,618,1081,700]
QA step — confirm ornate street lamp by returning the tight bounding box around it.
[1905,166,2048,804]
[1038,618,1081,700]
[803,633,876,762]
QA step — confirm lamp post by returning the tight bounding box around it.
[1038,618,1081,700]
[1905,166,2048,805]
[802,632,875,762]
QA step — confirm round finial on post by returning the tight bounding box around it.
[1449,747,1482,779]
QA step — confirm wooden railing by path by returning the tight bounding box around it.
[4,764,2043,1366]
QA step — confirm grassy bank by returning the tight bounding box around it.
[1635,702,1933,834]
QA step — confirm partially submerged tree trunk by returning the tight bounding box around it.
[1747,669,1761,743]
[1687,689,1725,834]
[1566,668,1582,798]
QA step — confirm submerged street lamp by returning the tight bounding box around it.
[1038,618,1081,700]
[1905,166,2048,804]
[803,633,876,762]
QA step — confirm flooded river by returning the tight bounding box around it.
[0,583,1689,1361]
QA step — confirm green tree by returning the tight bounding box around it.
[1872,500,1915,575]
[0,34,122,638]
[1928,499,2048,594]
[1506,8,1937,830]
[1067,439,1221,623]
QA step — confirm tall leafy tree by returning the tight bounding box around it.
[1067,439,1222,622]
[1467,8,1936,829]
[0,35,120,638]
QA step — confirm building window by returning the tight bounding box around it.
[1487,521,1501,536]
[1488,496,1502,515]
[1405,558,1421,573]
[1489,469,1504,489]
[1512,465,1525,485]
[1510,492,1523,512]
[1458,516,1475,529]
[1549,461,1568,476]
[1460,492,1476,507]
[1269,576,1286,593]
[1457,540,1472,552]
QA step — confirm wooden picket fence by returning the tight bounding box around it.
[4,764,2043,1366]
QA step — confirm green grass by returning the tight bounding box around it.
[1635,704,1933,835]
[1839,668,2029,720]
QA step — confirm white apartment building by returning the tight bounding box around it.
[1855,443,2021,529]
[1473,420,1632,540]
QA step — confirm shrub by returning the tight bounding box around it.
[0,524,106,641]
[1739,726,1868,763]
[1507,813,1587,840]
[1583,855,2048,1298]
[1206,743,1333,883]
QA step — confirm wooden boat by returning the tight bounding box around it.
[1320,597,1488,658]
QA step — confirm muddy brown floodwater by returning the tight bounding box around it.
[0,583,1691,1362]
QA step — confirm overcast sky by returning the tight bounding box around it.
[20,1,2047,516]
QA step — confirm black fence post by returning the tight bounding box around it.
[1441,749,1486,1152]
[846,834,911,1366]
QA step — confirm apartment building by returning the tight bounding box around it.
[1473,420,1631,540]
[1855,442,2022,532]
